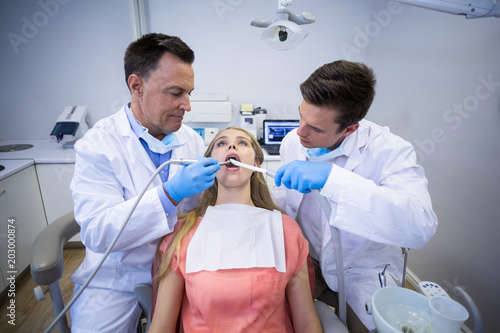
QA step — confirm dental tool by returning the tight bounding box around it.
[228,159,275,177]
[378,264,390,288]
[170,158,229,165]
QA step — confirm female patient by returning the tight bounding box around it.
[149,127,322,333]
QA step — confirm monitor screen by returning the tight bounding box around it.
[263,120,300,146]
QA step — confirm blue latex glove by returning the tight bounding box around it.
[164,157,220,202]
[274,160,333,194]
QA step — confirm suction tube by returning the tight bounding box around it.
[454,286,482,333]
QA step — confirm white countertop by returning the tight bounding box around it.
[0,139,280,162]
[0,139,280,180]
[0,159,35,181]
[0,140,75,181]
[0,140,76,164]
[262,149,280,161]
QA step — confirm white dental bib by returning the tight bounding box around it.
[186,204,286,273]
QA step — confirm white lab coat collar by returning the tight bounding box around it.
[336,119,377,171]
[284,120,376,218]
[114,104,196,178]
[114,106,158,175]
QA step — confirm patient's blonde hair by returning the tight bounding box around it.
[154,127,282,282]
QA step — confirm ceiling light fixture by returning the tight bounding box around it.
[251,0,315,50]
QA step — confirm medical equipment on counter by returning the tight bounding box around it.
[254,107,267,141]
[251,0,315,50]
[240,103,257,138]
[0,144,34,152]
[261,119,300,155]
[50,106,89,148]
[184,94,232,123]
[229,158,347,326]
[193,127,219,145]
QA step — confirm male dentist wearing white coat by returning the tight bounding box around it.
[69,34,220,332]
[274,60,438,333]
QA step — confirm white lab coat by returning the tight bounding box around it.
[70,105,205,292]
[273,119,438,329]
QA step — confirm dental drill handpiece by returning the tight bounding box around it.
[170,158,229,165]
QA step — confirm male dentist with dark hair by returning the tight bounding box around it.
[274,60,438,332]
[70,33,219,332]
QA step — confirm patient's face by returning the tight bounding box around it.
[210,128,257,188]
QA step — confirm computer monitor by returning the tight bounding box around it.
[263,119,300,146]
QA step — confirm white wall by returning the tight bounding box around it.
[367,1,500,331]
[146,0,373,129]
[0,0,132,140]
[0,0,373,140]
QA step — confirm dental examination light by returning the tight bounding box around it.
[251,0,315,50]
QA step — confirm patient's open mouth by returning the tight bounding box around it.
[225,155,239,168]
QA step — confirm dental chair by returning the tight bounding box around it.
[31,212,79,333]
[31,212,348,333]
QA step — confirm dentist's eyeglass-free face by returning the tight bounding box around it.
[297,100,359,150]
[128,52,194,140]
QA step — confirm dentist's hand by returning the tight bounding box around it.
[274,160,332,194]
[164,157,220,203]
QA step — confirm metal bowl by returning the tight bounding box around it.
[0,144,34,152]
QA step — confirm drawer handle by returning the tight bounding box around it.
[0,189,5,197]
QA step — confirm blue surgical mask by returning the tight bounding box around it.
[301,145,345,162]
[139,127,183,154]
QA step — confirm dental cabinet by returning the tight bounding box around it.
[0,164,48,289]
[35,163,77,239]
[0,140,79,295]
[0,143,77,241]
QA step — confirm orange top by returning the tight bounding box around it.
[155,213,309,333]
